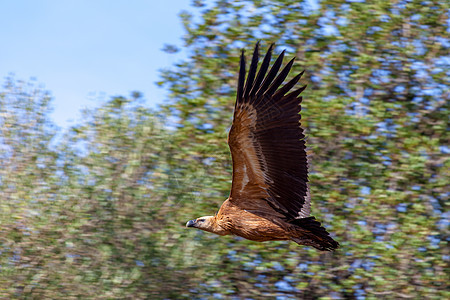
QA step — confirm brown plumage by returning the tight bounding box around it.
[186,43,339,251]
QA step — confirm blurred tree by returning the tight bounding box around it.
[0,77,56,209]
[50,95,181,298]
[158,0,449,298]
[0,77,63,297]
[1,0,448,299]
[0,82,192,298]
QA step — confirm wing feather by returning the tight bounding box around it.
[265,57,295,97]
[236,50,246,104]
[255,50,285,98]
[228,44,310,220]
[249,44,273,98]
[243,42,259,100]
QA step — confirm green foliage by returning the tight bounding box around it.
[160,0,449,298]
[1,0,449,298]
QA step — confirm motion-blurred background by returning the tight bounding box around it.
[1,0,448,299]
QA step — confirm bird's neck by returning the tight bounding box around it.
[202,216,230,236]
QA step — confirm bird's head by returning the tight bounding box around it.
[185,216,216,233]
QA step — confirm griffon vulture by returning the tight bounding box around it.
[186,43,339,251]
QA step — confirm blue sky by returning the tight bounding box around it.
[0,1,192,128]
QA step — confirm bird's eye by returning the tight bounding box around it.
[198,219,205,223]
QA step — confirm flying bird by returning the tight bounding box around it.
[186,43,339,251]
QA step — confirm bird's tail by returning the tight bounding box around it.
[289,216,339,251]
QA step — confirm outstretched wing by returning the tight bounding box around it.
[228,43,310,220]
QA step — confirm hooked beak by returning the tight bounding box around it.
[186,219,196,227]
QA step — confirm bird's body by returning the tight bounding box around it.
[199,199,289,241]
[186,43,339,251]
